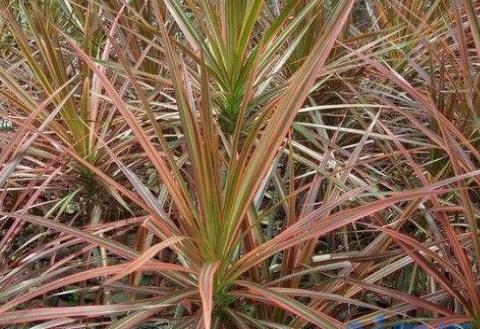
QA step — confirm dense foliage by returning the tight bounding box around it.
[1,0,480,328]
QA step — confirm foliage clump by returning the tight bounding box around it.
[1,0,480,328]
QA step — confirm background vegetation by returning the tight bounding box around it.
[1,0,480,328]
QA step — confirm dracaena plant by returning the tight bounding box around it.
[1,0,480,329]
